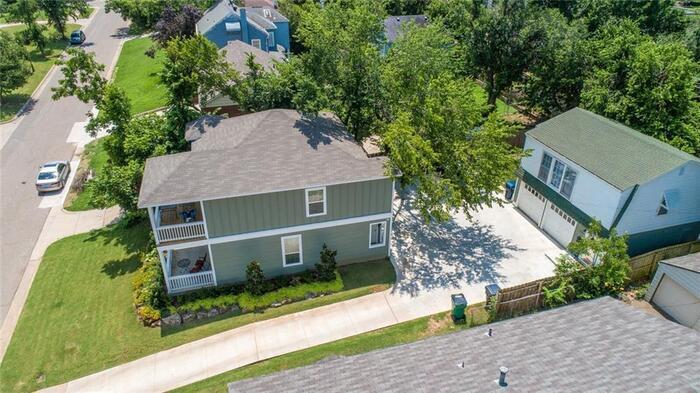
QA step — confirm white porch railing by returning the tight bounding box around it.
[168,271,215,292]
[157,221,206,243]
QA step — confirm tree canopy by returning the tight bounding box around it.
[0,31,32,105]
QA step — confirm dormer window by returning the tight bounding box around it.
[305,187,326,217]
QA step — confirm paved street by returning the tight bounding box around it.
[0,3,128,326]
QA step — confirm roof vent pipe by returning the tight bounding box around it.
[488,328,493,337]
[498,366,509,387]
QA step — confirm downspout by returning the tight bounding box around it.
[610,184,639,231]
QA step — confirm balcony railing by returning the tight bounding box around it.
[168,270,215,293]
[157,221,206,243]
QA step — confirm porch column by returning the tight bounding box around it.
[159,249,172,293]
[148,207,160,244]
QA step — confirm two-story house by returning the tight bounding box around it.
[196,0,290,53]
[137,110,394,294]
[514,108,700,256]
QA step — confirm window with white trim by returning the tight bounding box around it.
[281,234,303,266]
[657,195,669,215]
[369,222,386,248]
[305,187,326,217]
[267,31,275,47]
[251,39,262,49]
[537,153,552,182]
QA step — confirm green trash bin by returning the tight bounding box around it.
[451,293,467,323]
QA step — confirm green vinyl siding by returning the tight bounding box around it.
[211,220,389,284]
[204,178,392,238]
[626,221,700,257]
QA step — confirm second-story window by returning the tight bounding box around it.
[267,31,275,48]
[305,187,326,217]
[537,153,552,182]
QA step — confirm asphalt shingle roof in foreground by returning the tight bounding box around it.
[527,108,699,190]
[228,297,700,393]
[138,110,388,208]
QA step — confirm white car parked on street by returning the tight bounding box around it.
[35,161,71,193]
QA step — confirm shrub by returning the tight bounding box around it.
[316,243,337,281]
[132,250,167,324]
[238,271,344,311]
[245,260,267,296]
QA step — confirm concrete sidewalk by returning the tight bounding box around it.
[39,265,552,393]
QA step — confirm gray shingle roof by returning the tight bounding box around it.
[246,7,288,24]
[221,40,284,75]
[138,110,388,208]
[661,252,700,274]
[527,108,699,190]
[383,15,428,43]
[196,0,235,35]
[228,297,700,393]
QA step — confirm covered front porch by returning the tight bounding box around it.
[149,202,207,244]
[161,245,216,293]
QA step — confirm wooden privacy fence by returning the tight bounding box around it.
[494,277,553,318]
[628,241,700,283]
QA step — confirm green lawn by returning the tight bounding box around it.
[173,304,490,393]
[64,138,109,211]
[113,37,168,114]
[0,23,81,122]
[0,223,396,392]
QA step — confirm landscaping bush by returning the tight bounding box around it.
[237,271,344,311]
[132,250,167,325]
[316,243,337,281]
[245,260,267,296]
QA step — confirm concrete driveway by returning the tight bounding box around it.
[390,191,564,304]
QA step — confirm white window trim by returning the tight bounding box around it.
[368,221,386,248]
[267,31,275,47]
[540,153,577,200]
[281,234,303,267]
[305,186,327,217]
[251,38,262,49]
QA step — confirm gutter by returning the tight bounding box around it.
[610,184,639,230]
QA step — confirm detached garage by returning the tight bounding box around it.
[646,253,700,331]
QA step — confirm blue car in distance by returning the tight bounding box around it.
[70,29,86,45]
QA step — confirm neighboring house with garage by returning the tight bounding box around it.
[199,40,285,117]
[196,0,290,53]
[646,253,700,332]
[137,109,394,294]
[514,108,700,255]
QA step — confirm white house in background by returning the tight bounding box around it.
[514,107,700,256]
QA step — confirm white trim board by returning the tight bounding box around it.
[158,212,393,252]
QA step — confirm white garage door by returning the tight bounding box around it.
[652,275,700,331]
[516,182,545,225]
[541,203,577,247]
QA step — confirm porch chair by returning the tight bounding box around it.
[190,252,208,273]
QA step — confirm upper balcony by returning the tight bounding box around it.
[150,202,207,244]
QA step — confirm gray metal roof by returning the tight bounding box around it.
[139,110,388,208]
[527,108,699,190]
[221,40,284,75]
[228,297,700,393]
[383,15,428,43]
[661,252,700,274]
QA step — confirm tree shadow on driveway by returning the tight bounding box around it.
[391,196,522,297]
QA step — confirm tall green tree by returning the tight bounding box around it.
[571,0,686,36]
[0,31,32,105]
[7,0,47,54]
[294,0,387,140]
[460,0,540,108]
[37,0,89,38]
[105,0,213,32]
[581,20,700,155]
[522,9,589,116]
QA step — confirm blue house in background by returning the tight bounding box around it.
[196,0,290,53]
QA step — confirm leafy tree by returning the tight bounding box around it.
[160,35,238,147]
[0,31,32,105]
[522,9,589,116]
[52,47,107,103]
[686,19,700,62]
[245,261,267,296]
[460,0,540,108]
[383,76,523,222]
[384,0,428,15]
[105,0,214,32]
[294,0,387,140]
[581,20,700,155]
[315,244,337,282]
[152,4,202,47]
[7,0,47,54]
[37,0,89,39]
[543,221,631,307]
[571,0,686,36]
